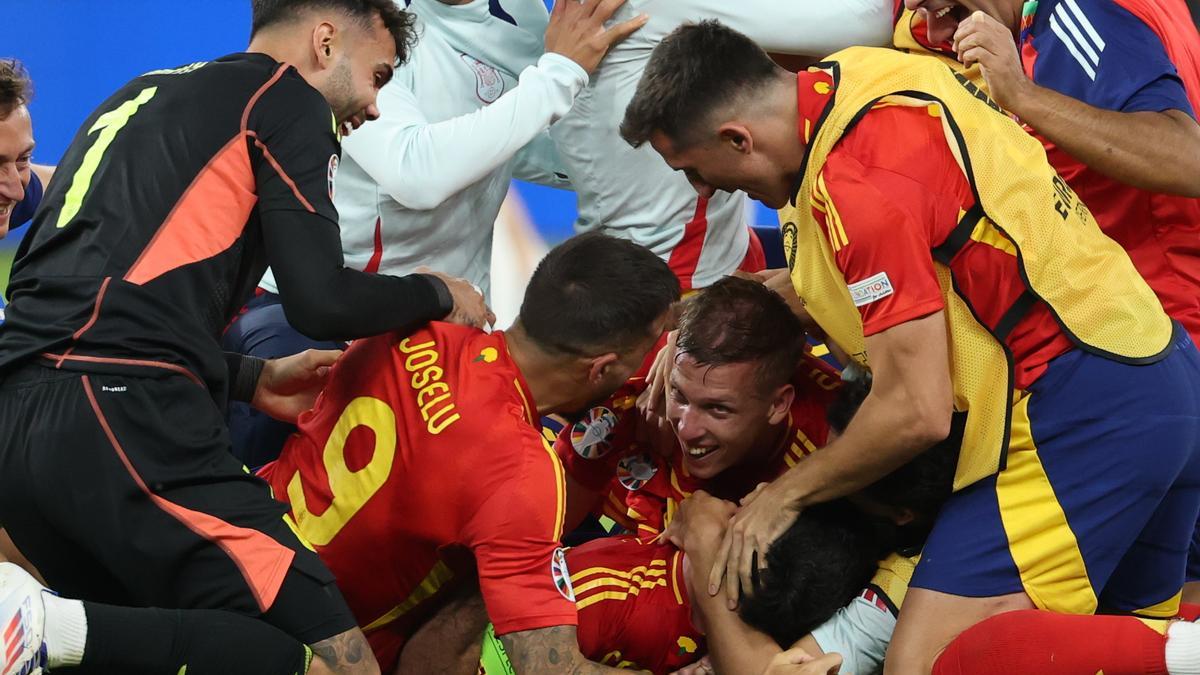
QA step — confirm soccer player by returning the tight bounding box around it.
[0,57,54,327]
[410,386,960,675]
[549,499,884,675]
[408,501,888,675]
[549,0,894,292]
[623,21,1200,675]
[224,0,645,467]
[0,1,494,674]
[0,58,52,238]
[570,368,957,675]
[259,233,680,674]
[557,276,841,538]
[904,0,1200,605]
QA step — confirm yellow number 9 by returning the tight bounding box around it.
[287,396,397,546]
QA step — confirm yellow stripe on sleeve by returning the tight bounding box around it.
[541,436,566,542]
[363,561,455,631]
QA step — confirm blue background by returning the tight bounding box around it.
[6,0,778,261]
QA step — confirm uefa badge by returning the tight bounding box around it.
[781,221,798,271]
[571,407,618,459]
[460,53,505,104]
[327,154,339,201]
[550,547,575,601]
[617,453,657,491]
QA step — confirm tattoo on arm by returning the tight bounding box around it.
[497,625,624,675]
[310,628,377,674]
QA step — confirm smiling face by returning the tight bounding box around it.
[0,105,34,238]
[666,354,793,480]
[904,0,1019,45]
[323,14,396,135]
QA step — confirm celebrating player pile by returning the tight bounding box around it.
[4,0,1200,674]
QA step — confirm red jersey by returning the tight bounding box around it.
[259,323,574,670]
[795,70,1075,389]
[558,354,841,536]
[569,536,704,674]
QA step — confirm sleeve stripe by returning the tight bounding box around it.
[1049,14,1098,80]
[249,133,317,214]
[1053,4,1101,66]
[240,64,290,132]
[1056,4,1099,65]
[570,560,669,583]
[540,436,566,541]
[669,550,685,606]
[1064,0,1106,51]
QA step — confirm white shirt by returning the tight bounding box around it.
[810,591,897,675]
[261,0,586,299]
[550,0,893,289]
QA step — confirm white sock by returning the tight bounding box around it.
[41,592,87,669]
[1167,619,1200,675]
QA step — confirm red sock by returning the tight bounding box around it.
[1178,603,1200,622]
[932,609,1169,675]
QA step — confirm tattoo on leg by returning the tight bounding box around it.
[310,629,376,673]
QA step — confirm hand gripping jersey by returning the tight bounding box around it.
[557,353,842,535]
[569,536,704,674]
[259,322,575,671]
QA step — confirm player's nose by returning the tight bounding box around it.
[364,103,380,122]
[673,408,705,443]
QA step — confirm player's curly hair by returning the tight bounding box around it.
[738,501,894,648]
[518,232,680,356]
[251,0,418,65]
[621,20,780,149]
[0,58,32,121]
[676,276,807,395]
[827,378,959,546]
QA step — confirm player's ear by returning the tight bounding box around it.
[586,353,620,383]
[891,507,917,527]
[718,123,753,155]
[767,383,794,425]
[313,21,337,68]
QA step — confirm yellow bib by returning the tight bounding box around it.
[779,47,1173,490]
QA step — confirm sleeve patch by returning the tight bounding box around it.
[848,271,895,307]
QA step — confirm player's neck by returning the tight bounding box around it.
[246,33,316,79]
[766,71,808,177]
[504,324,580,415]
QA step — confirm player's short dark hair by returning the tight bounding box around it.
[250,0,417,65]
[676,276,807,395]
[739,501,892,648]
[827,378,959,542]
[518,232,680,356]
[0,59,32,120]
[620,20,780,149]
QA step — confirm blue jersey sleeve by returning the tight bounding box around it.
[10,170,42,229]
[1029,0,1194,117]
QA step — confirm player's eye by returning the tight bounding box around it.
[15,154,30,167]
